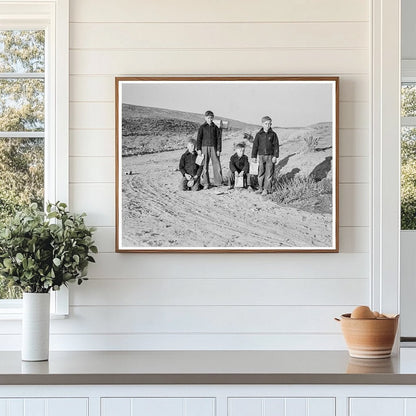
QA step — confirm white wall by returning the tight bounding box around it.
[4,0,372,350]
[61,0,371,350]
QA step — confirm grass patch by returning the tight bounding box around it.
[271,175,332,214]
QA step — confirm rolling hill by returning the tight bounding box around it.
[121,104,260,156]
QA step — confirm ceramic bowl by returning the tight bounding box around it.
[336,313,399,359]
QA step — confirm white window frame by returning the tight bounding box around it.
[371,0,401,325]
[0,0,69,317]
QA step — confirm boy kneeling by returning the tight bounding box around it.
[227,142,250,190]
[179,139,203,191]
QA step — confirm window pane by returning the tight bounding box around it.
[0,30,45,73]
[0,137,43,300]
[0,78,44,131]
[0,284,22,300]
[401,127,416,230]
[0,137,44,218]
[402,83,416,117]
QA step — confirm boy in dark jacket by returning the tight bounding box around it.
[251,116,279,195]
[196,110,222,189]
[227,143,250,190]
[179,139,203,191]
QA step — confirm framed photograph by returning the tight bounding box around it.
[115,77,339,253]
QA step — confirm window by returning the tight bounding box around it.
[0,29,45,300]
[401,74,416,230]
[0,0,69,314]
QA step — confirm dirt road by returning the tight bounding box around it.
[121,135,332,249]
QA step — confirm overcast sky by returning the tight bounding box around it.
[121,80,335,127]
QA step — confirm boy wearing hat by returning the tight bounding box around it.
[179,139,203,191]
[196,110,222,189]
[251,116,279,195]
[227,142,250,190]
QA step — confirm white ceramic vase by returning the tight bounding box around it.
[22,292,50,361]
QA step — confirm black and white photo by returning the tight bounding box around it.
[115,77,339,252]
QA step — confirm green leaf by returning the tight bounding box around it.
[0,196,95,293]
[64,219,74,227]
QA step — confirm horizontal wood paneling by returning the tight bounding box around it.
[69,75,369,103]
[70,22,368,49]
[339,227,369,252]
[69,130,115,157]
[0,333,347,350]
[70,278,368,306]
[70,102,114,129]
[91,225,369,254]
[69,156,368,184]
[69,76,115,102]
[86,253,369,279]
[339,157,369,183]
[69,183,114,226]
[339,102,368,129]
[50,305,354,334]
[339,129,369,157]
[55,0,373,351]
[0,306,354,335]
[91,227,115,253]
[69,49,368,76]
[339,184,369,227]
[69,0,369,23]
[70,157,114,183]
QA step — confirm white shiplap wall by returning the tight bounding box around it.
[51,0,371,350]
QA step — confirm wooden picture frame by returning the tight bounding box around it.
[115,76,339,253]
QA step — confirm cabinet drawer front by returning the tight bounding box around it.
[228,397,335,416]
[0,398,88,416]
[350,398,416,416]
[101,397,215,416]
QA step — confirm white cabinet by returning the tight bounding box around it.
[5,385,416,416]
[228,397,335,416]
[101,397,215,416]
[0,398,88,416]
[350,398,416,416]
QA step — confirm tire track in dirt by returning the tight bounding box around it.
[121,136,332,248]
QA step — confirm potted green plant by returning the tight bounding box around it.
[0,202,97,361]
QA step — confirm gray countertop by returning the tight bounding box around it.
[1,349,416,385]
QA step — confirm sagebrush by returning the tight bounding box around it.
[303,135,320,152]
[271,175,332,205]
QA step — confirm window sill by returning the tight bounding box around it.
[0,312,68,320]
[0,286,69,318]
